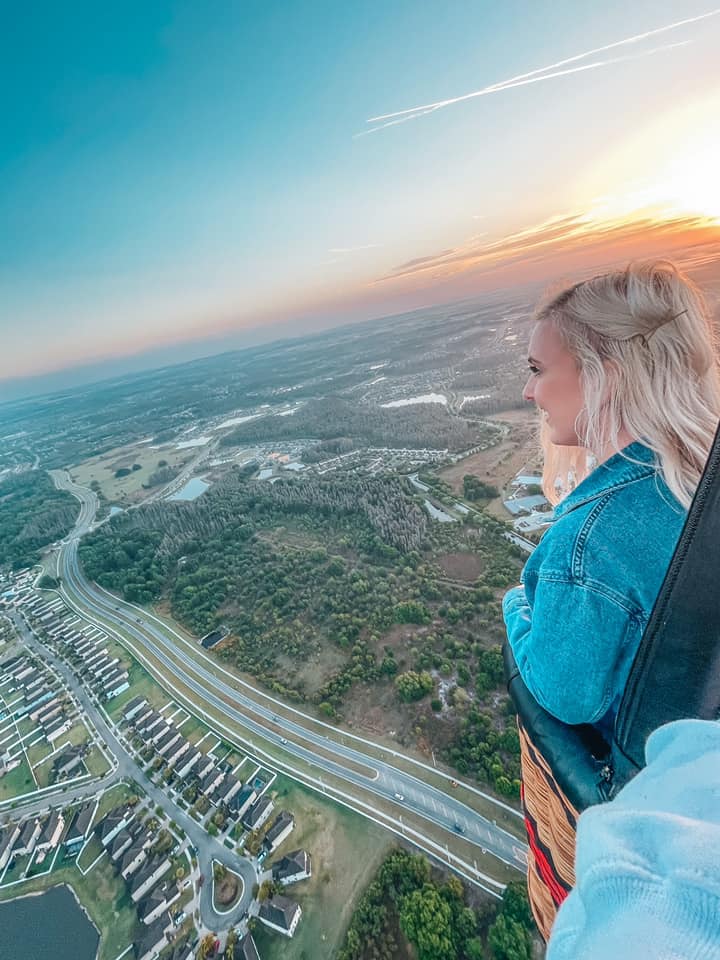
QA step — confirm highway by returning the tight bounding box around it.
[52,471,528,882]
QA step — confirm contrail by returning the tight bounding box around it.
[360,7,719,132]
[355,42,690,137]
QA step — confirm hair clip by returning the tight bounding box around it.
[638,308,688,346]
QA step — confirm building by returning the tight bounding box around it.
[150,723,171,746]
[200,768,224,797]
[120,836,151,879]
[165,738,190,767]
[175,748,202,779]
[45,715,73,743]
[263,812,294,854]
[130,856,171,902]
[139,883,180,925]
[109,827,135,863]
[258,894,302,937]
[155,729,181,756]
[233,932,261,960]
[53,744,86,779]
[242,795,274,832]
[229,785,257,820]
[123,696,148,722]
[36,811,65,854]
[64,804,94,849]
[272,849,312,886]
[215,774,242,806]
[97,807,132,847]
[194,754,214,780]
[14,818,42,856]
[133,915,172,960]
[0,822,21,870]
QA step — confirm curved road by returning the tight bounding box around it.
[53,471,527,878]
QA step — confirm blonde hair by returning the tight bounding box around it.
[536,260,720,509]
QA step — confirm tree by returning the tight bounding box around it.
[487,913,532,960]
[395,671,434,703]
[399,883,456,960]
[501,881,534,930]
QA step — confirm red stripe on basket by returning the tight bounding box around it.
[524,814,569,907]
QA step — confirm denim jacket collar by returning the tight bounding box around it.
[553,441,658,520]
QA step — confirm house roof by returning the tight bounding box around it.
[234,932,261,960]
[65,804,93,841]
[134,916,169,959]
[272,849,311,881]
[41,811,61,843]
[264,811,293,845]
[243,795,272,828]
[259,894,300,930]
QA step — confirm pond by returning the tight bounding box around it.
[168,477,211,501]
[0,885,99,960]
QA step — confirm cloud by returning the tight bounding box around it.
[375,210,720,287]
[357,8,720,136]
[327,244,381,254]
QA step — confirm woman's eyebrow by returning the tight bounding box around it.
[527,355,541,365]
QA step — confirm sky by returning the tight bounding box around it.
[3,1,720,394]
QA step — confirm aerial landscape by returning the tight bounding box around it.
[3,2,720,959]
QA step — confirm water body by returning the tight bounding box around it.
[424,499,456,523]
[0,885,99,960]
[169,477,211,501]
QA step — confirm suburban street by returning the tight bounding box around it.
[52,470,528,882]
[9,613,257,931]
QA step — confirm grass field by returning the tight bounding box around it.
[252,773,394,960]
[0,758,36,802]
[69,443,194,506]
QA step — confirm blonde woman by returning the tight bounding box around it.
[502,260,720,935]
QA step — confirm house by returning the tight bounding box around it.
[0,822,21,870]
[130,856,171,902]
[242,795,274,832]
[109,827,134,862]
[123,696,148,723]
[194,754,214,780]
[200,768,224,797]
[32,697,61,723]
[102,667,128,688]
[97,807,132,847]
[272,849,312,886]
[155,729,181,756]
[94,658,121,679]
[133,915,172,960]
[36,810,65,853]
[175,748,201,779]
[165,738,190,768]
[64,804,94,848]
[215,775,242,807]
[233,932,261,960]
[45,715,73,743]
[53,745,86,779]
[258,894,302,937]
[229,785,257,820]
[120,836,151,879]
[139,883,180,925]
[150,723,171,746]
[105,679,131,700]
[132,706,155,729]
[14,818,42,856]
[263,812,294,854]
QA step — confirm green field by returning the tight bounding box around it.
[0,758,36,802]
[251,774,393,960]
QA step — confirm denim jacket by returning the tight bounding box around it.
[503,442,686,731]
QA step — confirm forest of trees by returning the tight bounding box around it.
[0,470,78,568]
[338,849,535,960]
[220,397,501,453]
[78,468,523,793]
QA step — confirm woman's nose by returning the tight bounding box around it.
[523,376,535,403]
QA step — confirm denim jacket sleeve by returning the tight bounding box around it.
[502,573,641,726]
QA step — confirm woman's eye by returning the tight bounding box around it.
[528,364,540,375]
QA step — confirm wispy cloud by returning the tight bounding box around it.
[374,210,720,287]
[357,8,720,137]
[327,243,381,254]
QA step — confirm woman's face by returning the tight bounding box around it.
[523,320,585,446]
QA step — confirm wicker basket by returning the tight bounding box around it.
[518,720,579,941]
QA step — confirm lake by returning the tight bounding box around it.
[168,476,211,501]
[0,885,99,960]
